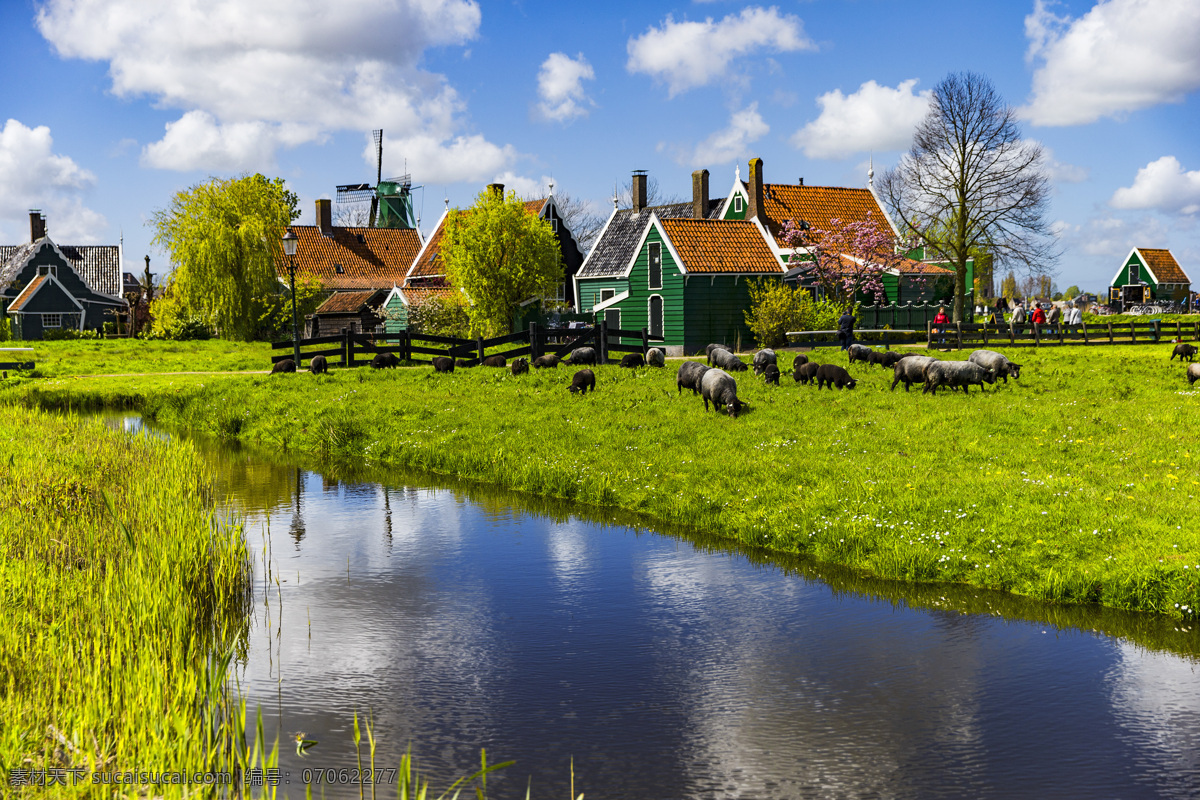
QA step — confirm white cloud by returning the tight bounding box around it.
[1021,0,1200,126]
[380,133,516,185]
[626,6,815,96]
[36,0,516,176]
[1055,213,1169,259]
[488,171,554,200]
[688,104,769,166]
[791,79,930,160]
[0,119,106,242]
[536,52,595,123]
[1043,146,1089,185]
[1111,156,1200,215]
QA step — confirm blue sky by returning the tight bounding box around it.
[1,0,1198,293]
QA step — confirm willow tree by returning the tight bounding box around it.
[878,72,1056,322]
[151,174,299,340]
[442,186,562,337]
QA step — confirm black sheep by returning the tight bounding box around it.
[432,356,455,373]
[533,354,560,369]
[566,347,597,365]
[271,358,296,374]
[706,343,732,365]
[677,361,710,395]
[763,364,780,385]
[816,363,857,390]
[620,353,645,368]
[371,352,398,369]
[455,358,475,368]
[309,355,328,374]
[1171,343,1197,362]
[794,361,820,384]
[481,355,506,367]
[792,353,809,368]
[511,358,529,375]
[568,369,596,394]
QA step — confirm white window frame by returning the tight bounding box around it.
[42,313,62,328]
[648,242,662,289]
[648,294,664,339]
[734,195,744,214]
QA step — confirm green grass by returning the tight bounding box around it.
[8,343,1199,621]
[0,405,254,796]
[3,338,272,378]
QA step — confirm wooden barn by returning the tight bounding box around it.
[306,289,388,337]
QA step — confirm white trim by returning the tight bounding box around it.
[1110,247,1142,287]
[620,215,688,279]
[405,208,449,281]
[382,284,407,307]
[647,293,664,339]
[9,272,86,314]
[574,203,620,309]
[592,290,629,313]
[648,241,663,289]
[715,173,748,219]
[540,195,584,256]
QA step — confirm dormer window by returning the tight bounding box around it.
[334,264,345,274]
[356,234,366,244]
[734,196,744,214]
[37,265,56,277]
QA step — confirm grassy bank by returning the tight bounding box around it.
[6,344,1200,619]
[3,338,271,378]
[0,406,253,795]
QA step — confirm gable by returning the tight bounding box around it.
[577,199,725,281]
[7,274,85,314]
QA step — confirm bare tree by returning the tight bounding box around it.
[545,191,606,255]
[878,72,1056,322]
[334,203,372,227]
[617,176,682,210]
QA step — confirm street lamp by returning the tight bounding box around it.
[282,228,300,367]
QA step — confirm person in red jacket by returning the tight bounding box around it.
[932,306,949,347]
[1030,304,1047,327]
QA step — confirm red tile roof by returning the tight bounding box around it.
[1138,248,1190,284]
[406,200,552,283]
[314,289,386,315]
[279,226,421,290]
[660,219,781,274]
[6,274,47,312]
[760,184,893,248]
[401,286,459,304]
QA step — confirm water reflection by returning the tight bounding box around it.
[104,415,1200,798]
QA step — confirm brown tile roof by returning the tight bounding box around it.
[523,198,548,216]
[6,275,47,312]
[893,257,953,275]
[314,289,386,315]
[402,286,459,304]
[407,200,552,283]
[1138,248,1190,284]
[660,219,782,274]
[279,226,421,291]
[759,184,893,248]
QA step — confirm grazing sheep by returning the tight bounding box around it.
[646,348,665,367]
[532,354,560,369]
[847,343,873,365]
[873,351,912,369]
[752,348,777,375]
[309,355,328,374]
[700,368,746,417]
[709,347,748,372]
[706,343,732,364]
[371,352,399,369]
[677,361,710,395]
[620,353,645,368]
[481,355,506,368]
[792,353,809,368]
[891,356,938,392]
[432,356,455,373]
[763,364,781,385]
[1171,343,1197,362]
[794,361,820,384]
[455,358,475,368]
[816,363,857,390]
[923,361,996,395]
[568,369,596,394]
[1189,363,1200,385]
[566,347,596,365]
[510,358,529,375]
[271,358,296,374]
[967,349,1023,383]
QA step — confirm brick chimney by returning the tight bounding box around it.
[316,199,333,236]
[691,169,709,220]
[631,170,647,213]
[29,210,45,242]
[746,158,765,224]
[488,183,505,199]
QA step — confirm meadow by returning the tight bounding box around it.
[3,338,271,378]
[7,342,1198,620]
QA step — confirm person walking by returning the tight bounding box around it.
[1011,300,1026,336]
[837,309,856,351]
[932,306,949,348]
[1047,304,1061,335]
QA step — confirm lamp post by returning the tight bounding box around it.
[282,228,300,367]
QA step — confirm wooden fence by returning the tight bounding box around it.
[0,347,35,372]
[270,323,664,368]
[789,319,1200,351]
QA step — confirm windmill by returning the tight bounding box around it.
[335,129,420,229]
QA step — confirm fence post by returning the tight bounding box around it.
[955,321,963,350]
[926,320,933,349]
[1130,321,1136,344]
[529,322,540,360]
[1081,323,1088,344]
[402,329,410,362]
[1107,321,1113,343]
[342,327,351,367]
[599,320,609,363]
[1009,321,1015,346]
[1153,320,1160,342]
[641,327,649,359]
[982,322,988,346]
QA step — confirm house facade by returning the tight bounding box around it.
[1109,247,1191,307]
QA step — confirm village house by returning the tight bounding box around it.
[1108,247,1191,310]
[0,212,127,339]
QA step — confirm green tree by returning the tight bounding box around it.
[1000,270,1018,300]
[1062,284,1082,300]
[745,280,844,348]
[150,174,299,341]
[442,187,562,337]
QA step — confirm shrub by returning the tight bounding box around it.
[408,293,471,339]
[745,280,845,348]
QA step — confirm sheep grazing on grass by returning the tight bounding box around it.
[967,349,1022,383]
[706,343,732,364]
[792,353,809,368]
[709,347,748,372]
[794,361,820,384]
[847,343,873,365]
[510,358,529,375]
[816,363,857,390]
[873,351,911,369]
[455,358,475,368]
[1188,363,1200,385]
[923,361,996,395]
[620,353,645,368]
[533,354,560,369]
[752,348,777,375]
[271,358,296,374]
[371,352,399,369]
[646,348,666,367]
[1171,343,1197,362]
[677,361,710,395]
[763,364,781,385]
[432,356,454,373]
[566,347,596,365]
[481,355,506,368]
[700,368,746,417]
[891,356,937,392]
[309,355,328,374]
[568,369,596,394]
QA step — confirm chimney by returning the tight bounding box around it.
[29,210,45,242]
[691,169,710,220]
[631,170,647,213]
[746,158,765,224]
[798,177,804,187]
[316,199,333,236]
[487,183,505,199]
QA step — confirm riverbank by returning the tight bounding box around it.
[5,343,1199,619]
[0,406,253,794]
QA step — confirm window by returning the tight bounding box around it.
[334,263,345,274]
[42,313,62,328]
[648,243,662,289]
[1129,263,1138,283]
[600,288,614,303]
[551,219,559,233]
[734,195,744,214]
[649,295,663,338]
[605,308,620,331]
[37,265,57,277]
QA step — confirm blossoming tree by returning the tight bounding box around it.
[780,210,910,309]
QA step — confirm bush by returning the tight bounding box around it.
[41,327,101,341]
[148,290,214,340]
[745,280,845,348]
[0,317,10,342]
[408,293,471,338]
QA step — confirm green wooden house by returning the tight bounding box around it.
[1108,247,1191,307]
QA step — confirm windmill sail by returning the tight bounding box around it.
[334,129,419,230]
